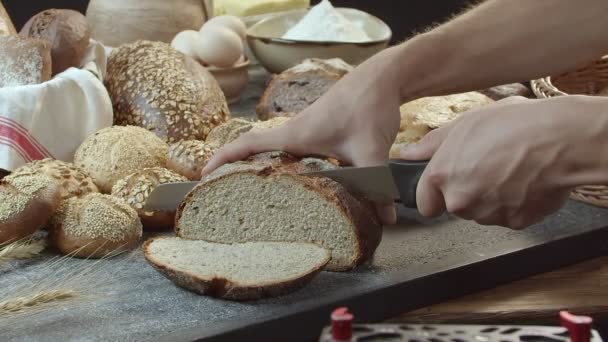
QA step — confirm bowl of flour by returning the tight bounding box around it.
[246,0,391,73]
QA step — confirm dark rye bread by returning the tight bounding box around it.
[144,237,330,301]
[106,40,231,143]
[20,9,91,76]
[256,58,353,121]
[175,151,382,271]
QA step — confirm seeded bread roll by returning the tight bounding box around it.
[205,118,253,147]
[6,158,98,201]
[112,167,187,230]
[0,35,52,87]
[175,151,382,271]
[20,9,91,75]
[50,193,142,258]
[167,141,217,181]
[144,237,330,300]
[0,1,16,36]
[256,58,352,120]
[74,125,169,193]
[106,40,230,143]
[0,176,61,244]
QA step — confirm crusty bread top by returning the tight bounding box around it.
[205,118,254,147]
[286,58,353,76]
[0,175,59,221]
[112,167,187,212]
[400,91,494,128]
[52,193,142,241]
[0,35,51,87]
[7,158,98,201]
[250,116,291,132]
[74,125,169,193]
[168,140,217,171]
[106,40,230,143]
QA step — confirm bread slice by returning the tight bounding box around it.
[144,237,330,300]
[175,151,382,272]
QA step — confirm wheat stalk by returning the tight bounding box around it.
[0,239,46,266]
[0,289,78,318]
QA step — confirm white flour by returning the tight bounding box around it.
[282,0,370,42]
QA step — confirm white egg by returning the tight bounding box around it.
[202,15,247,41]
[171,30,205,63]
[199,25,243,68]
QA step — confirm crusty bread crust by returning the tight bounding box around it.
[143,237,330,301]
[174,152,382,271]
[49,221,139,258]
[0,179,60,244]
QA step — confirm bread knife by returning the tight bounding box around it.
[144,160,428,211]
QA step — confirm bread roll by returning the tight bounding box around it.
[167,140,217,181]
[20,9,91,75]
[0,1,16,36]
[6,158,98,201]
[175,151,382,271]
[49,193,142,258]
[256,58,353,120]
[105,40,230,143]
[0,35,52,87]
[205,117,291,148]
[0,176,61,244]
[111,167,188,231]
[74,125,169,193]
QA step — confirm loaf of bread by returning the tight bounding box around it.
[175,151,382,271]
[0,175,61,244]
[166,140,217,181]
[6,158,98,201]
[49,193,142,258]
[111,167,187,230]
[205,116,290,148]
[256,58,353,120]
[0,35,52,87]
[20,9,90,76]
[106,41,231,143]
[144,237,329,300]
[0,1,16,36]
[74,125,169,193]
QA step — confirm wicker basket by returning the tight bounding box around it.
[531,56,608,208]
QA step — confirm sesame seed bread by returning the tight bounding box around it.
[105,40,230,143]
[256,58,352,121]
[175,151,382,272]
[166,140,218,181]
[111,167,187,230]
[0,176,61,244]
[144,237,330,300]
[49,193,142,258]
[205,118,254,147]
[74,125,169,193]
[6,158,98,201]
[0,1,16,36]
[19,9,91,76]
[0,35,52,88]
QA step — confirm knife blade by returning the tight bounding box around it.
[144,159,428,211]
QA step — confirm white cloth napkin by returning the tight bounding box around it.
[0,39,113,172]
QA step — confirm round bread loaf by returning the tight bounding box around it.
[20,9,90,76]
[74,125,169,194]
[49,193,142,258]
[205,118,253,147]
[0,176,61,244]
[105,40,230,143]
[6,158,98,201]
[0,35,52,87]
[250,116,291,132]
[167,140,218,181]
[112,167,188,230]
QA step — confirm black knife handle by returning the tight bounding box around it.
[387,159,429,209]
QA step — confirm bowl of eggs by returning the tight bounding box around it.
[171,15,250,104]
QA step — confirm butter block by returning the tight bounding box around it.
[215,0,310,17]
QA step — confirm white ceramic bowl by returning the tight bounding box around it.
[246,7,391,73]
[206,57,251,104]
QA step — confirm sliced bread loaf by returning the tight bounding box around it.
[144,237,330,300]
[175,151,382,271]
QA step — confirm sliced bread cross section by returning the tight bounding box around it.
[144,237,330,300]
[175,152,382,271]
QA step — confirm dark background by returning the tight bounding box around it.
[3,0,473,44]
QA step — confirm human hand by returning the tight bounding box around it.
[203,48,405,225]
[399,96,594,230]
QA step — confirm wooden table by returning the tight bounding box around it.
[393,256,608,326]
